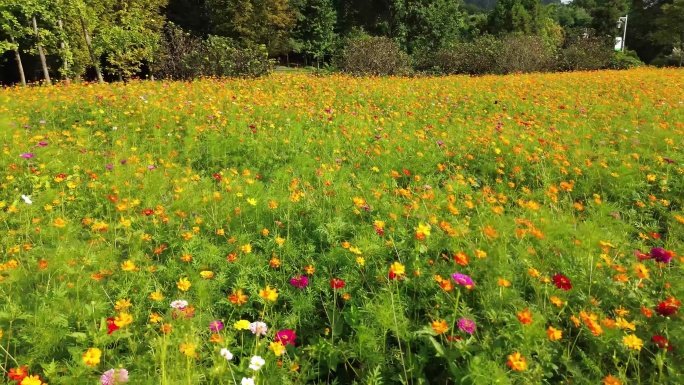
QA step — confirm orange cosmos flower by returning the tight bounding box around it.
[547,326,562,341]
[517,309,533,325]
[431,320,448,334]
[506,352,527,371]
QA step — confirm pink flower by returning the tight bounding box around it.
[289,276,309,289]
[275,329,297,346]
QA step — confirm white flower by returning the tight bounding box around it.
[248,355,265,371]
[219,348,233,361]
[170,300,188,310]
[241,378,255,385]
[21,195,32,205]
[248,321,267,336]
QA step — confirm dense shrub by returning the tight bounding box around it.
[154,30,274,79]
[420,35,553,75]
[558,37,613,71]
[335,36,411,76]
[154,24,204,80]
[422,35,501,75]
[493,35,556,74]
[194,36,275,78]
[608,50,645,70]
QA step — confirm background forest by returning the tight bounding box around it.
[0,0,683,84]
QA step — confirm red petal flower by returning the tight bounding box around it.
[553,274,572,291]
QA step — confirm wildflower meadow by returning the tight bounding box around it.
[0,68,683,384]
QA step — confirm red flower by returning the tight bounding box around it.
[141,209,154,216]
[106,317,119,334]
[213,173,221,181]
[652,335,674,351]
[7,365,28,381]
[330,278,345,290]
[553,274,572,291]
[656,297,681,316]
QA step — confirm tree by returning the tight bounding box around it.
[0,0,29,85]
[207,0,296,55]
[652,0,684,66]
[292,0,338,66]
[488,0,546,35]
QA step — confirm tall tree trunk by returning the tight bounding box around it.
[80,16,104,84]
[58,19,70,85]
[32,16,51,85]
[9,36,26,86]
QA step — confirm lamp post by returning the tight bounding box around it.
[617,15,628,52]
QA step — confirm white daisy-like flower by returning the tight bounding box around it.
[21,195,32,205]
[219,348,233,361]
[248,321,267,336]
[170,300,188,310]
[241,378,255,385]
[248,355,265,371]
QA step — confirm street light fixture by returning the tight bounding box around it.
[617,15,628,52]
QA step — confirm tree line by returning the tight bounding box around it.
[1,0,682,84]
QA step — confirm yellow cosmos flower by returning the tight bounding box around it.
[270,341,286,356]
[114,312,133,328]
[114,298,131,311]
[259,285,278,302]
[177,277,191,291]
[149,291,164,301]
[234,320,250,330]
[121,260,137,271]
[82,347,101,367]
[622,334,643,351]
[179,343,196,357]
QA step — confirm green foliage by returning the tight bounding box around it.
[194,35,275,77]
[207,0,296,55]
[651,0,684,67]
[335,35,411,76]
[292,0,338,66]
[558,36,613,71]
[488,0,547,35]
[608,49,644,69]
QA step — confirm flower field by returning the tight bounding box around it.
[0,68,683,385]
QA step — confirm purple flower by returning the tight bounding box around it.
[120,159,127,164]
[451,273,474,287]
[101,368,129,385]
[651,248,673,264]
[36,141,48,147]
[457,318,476,334]
[663,158,675,164]
[436,141,444,146]
[21,153,34,159]
[106,164,114,170]
[210,320,225,332]
[289,275,309,289]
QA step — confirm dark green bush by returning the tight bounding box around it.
[558,37,613,71]
[196,36,275,78]
[335,36,411,76]
[493,35,557,74]
[608,50,644,70]
[155,31,274,79]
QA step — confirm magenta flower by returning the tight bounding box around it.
[36,141,48,147]
[275,329,297,346]
[106,164,114,170]
[210,320,225,332]
[451,273,474,287]
[21,153,34,159]
[289,275,309,289]
[651,248,673,264]
[457,318,476,334]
